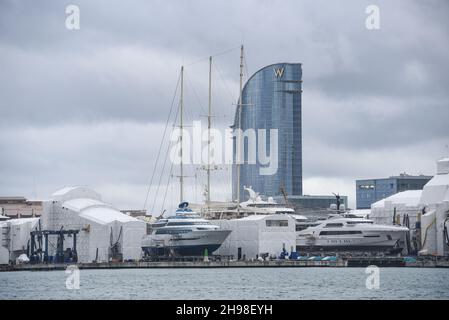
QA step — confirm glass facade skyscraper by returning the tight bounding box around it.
[232,63,302,201]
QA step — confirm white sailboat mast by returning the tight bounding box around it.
[180,66,184,203]
[236,45,244,210]
[207,56,212,204]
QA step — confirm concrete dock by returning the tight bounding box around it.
[1,257,449,272]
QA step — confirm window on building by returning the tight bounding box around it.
[358,184,374,189]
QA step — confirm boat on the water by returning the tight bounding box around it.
[296,217,409,252]
[142,202,231,256]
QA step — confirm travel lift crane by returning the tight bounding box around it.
[29,222,79,264]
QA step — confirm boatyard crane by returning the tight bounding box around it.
[29,226,79,264]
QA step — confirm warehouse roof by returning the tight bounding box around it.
[80,207,137,224]
[62,198,138,225]
[52,186,101,202]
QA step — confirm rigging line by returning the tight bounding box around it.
[185,73,207,119]
[143,71,182,210]
[184,45,241,67]
[213,62,236,107]
[161,159,175,213]
[243,53,250,80]
[212,45,242,58]
[150,100,181,214]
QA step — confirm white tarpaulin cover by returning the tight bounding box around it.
[216,215,296,259]
[42,186,146,263]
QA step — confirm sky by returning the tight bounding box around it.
[0,0,448,212]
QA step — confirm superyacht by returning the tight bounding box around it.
[296,216,409,252]
[142,202,231,256]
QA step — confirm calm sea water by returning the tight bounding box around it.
[1,267,449,300]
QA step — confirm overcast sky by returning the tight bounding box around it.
[1,0,448,212]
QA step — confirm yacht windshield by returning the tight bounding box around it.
[324,223,344,228]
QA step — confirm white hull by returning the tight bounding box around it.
[296,217,409,252]
[297,230,404,251]
[142,229,231,255]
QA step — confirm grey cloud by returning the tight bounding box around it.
[0,0,448,209]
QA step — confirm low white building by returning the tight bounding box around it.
[215,215,296,260]
[41,186,146,263]
[419,158,449,256]
[0,217,40,264]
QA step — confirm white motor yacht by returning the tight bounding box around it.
[296,217,409,252]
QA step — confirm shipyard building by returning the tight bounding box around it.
[0,218,40,264]
[0,186,147,264]
[0,197,43,218]
[216,214,296,260]
[41,186,146,263]
[369,158,449,256]
[356,174,432,209]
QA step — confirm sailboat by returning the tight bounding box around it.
[141,65,231,257]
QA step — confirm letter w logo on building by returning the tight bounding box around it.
[273,67,284,78]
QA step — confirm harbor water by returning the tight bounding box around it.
[1,267,449,300]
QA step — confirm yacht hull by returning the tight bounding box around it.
[142,229,231,256]
[296,232,404,252]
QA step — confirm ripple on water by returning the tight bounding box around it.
[1,267,449,299]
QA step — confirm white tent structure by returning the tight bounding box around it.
[41,186,146,263]
[369,158,449,256]
[215,215,296,260]
[370,190,423,227]
[0,218,40,264]
[419,158,449,256]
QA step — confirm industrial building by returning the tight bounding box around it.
[232,62,303,201]
[356,174,432,209]
[215,214,296,260]
[1,186,148,265]
[40,186,147,263]
[0,197,43,218]
[369,158,449,256]
[0,218,40,264]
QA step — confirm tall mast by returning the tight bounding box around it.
[180,66,184,202]
[207,56,212,204]
[236,45,244,210]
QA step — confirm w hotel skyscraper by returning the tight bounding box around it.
[232,63,303,201]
